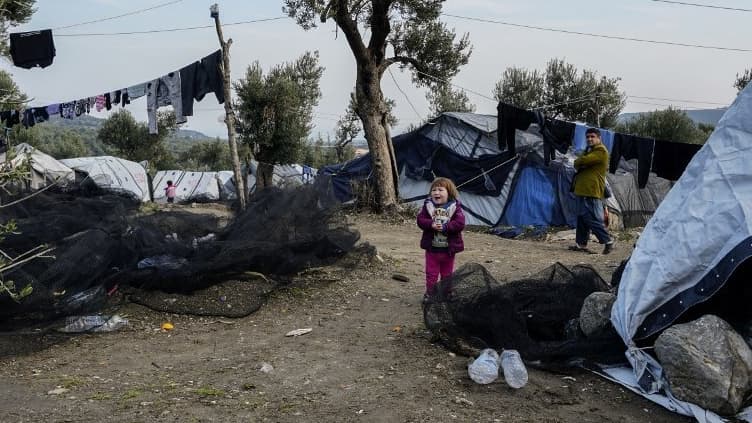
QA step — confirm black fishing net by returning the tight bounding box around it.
[0,180,359,329]
[423,262,626,364]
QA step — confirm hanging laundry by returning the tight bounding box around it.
[104,93,112,110]
[9,29,56,69]
[196,50,225,104]
[146,72,186,135]
[5,110,20,128]
[95,95,106,112]
[609,133,655,188]
[46,104,60,115]
[60,102,76,119]
[179,61,200,117]
[651,139,702,181]
[533,112,574,165]
[111,90,121,106]
[22,109,36,128]
[127,83,147,100]
[121,88,130,106]
[32,107,50,124]
[497,102,536,154]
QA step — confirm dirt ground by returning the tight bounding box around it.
[0,212,692,423]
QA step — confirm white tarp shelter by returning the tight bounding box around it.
[610,83,752,422]
[60,156,150,202]
[1,143,75,189]
[152,170,220,203]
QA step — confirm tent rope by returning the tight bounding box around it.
[455,154,518,190]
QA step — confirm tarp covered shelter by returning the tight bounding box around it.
[320,112,666,228]
[1,143,75,189]
[152,170,220,203]
[60,156,150,202]
[610,84,752,422]
[247,161,317,193]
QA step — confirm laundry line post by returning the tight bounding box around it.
[211,3,247,211]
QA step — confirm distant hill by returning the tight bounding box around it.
[47,114,216,145]
[618,108,727,126]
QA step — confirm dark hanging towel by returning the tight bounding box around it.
[196,50,225,104]
[609,133,655,188]
[651,139,702,181]
[179,61,200,117]
[497,102,535,155]
[533,111,575,165]
[9,29,56,69]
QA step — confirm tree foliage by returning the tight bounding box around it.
[235,51,324,165]
[11,125,89,159]
[332,92,396,163]
[96,109,177,170]
[0,0,35,57]
[426,83,475,117]
[0,69,26,108]
[301,133,340,168]
[283,0,472,211]
[614,107,710,145]
[734,69,752,93]
[494,58,626,128]
[174,138,251,171]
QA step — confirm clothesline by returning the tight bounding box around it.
[497,101,702,185]
[0,49,225,136]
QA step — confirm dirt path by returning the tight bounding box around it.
[0,215,689,423]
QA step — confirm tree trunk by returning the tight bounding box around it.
[355,65,399,212]
[256,161,274,190]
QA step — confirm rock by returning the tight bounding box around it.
[47,387,69,395]
[578,292,616,337]
[655,314,752,416]
[259,362,274,373]
[392,273,410,282]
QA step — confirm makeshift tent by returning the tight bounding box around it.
[152,170,220,203]
[1,143,75,189]
[247,161,317,193]
[609,84,752,421]
[60,156,150,202]
[320,112,665,228]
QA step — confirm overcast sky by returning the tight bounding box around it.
[1,0,748,138]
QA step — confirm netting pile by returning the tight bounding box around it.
[0,181,359,329]
[423,262,626,363]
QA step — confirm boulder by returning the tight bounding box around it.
[655,314,752,416]
[579,292,616,337]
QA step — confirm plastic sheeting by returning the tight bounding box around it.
[2,143,75,189]
[60,156,149,202]
[610,82,752,418]
[153,170,220,203]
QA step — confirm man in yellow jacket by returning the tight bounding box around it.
[571,128,614,254]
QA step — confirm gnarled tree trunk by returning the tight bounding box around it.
[354,57,399,212]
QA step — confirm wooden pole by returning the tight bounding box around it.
[211,4,247,211]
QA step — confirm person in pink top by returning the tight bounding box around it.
[164,180,177,203]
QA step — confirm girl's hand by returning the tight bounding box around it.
[432,222,443,231]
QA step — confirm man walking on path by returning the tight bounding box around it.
[569,128,615,254]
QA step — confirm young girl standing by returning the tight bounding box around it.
[416,177,465,297]
[164,180,177,203]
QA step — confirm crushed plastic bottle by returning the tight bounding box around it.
[500,349,528,389]
[58,315,128,333]
[467,348,500,384]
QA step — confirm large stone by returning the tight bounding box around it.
[655,314,752,416]
[579,292,616,337]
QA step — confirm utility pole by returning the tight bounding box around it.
[211,3,247,211]
[594,89,601,128]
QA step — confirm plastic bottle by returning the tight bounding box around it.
[500,349,528,389]
[467,348,500,384]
